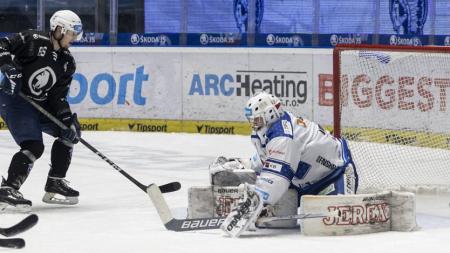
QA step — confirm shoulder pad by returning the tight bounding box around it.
[266,113,293,140]
[21,30,50,42]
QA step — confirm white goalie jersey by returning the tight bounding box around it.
[250,111,355,205]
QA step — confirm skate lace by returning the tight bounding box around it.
[6,187,24,199]
[58,179,71,188]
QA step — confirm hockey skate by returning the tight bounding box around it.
[0,180,32,212]
[42,177,79,205]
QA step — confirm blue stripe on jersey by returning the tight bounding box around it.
[339,138,350,164]
[251,133,266,148]
[295,161,312,180]
[294,138,359,195]
[266,113,294,141]
[262,158,294,181]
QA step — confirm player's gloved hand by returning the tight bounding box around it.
[60,113,81,144]
[0,64,22,96]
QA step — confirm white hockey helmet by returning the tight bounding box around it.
[50,10,83,41]
[245,92,283,130]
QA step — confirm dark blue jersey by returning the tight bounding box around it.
[0,30,75,119]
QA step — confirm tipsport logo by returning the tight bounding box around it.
[128,123,168,132]
[69,66,148,106]
[188,70,308,107]
[130,34,171,46]
[389,0,427,35]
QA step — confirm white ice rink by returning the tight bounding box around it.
[0,131,449,253]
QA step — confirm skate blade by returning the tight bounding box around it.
[42,192,78,205]
[0,202,31,213]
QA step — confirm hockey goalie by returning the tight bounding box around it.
[219,92,358,237]
[189,92,417,237]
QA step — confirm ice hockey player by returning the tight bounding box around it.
[0,10,83,210]
[218,92,359,237]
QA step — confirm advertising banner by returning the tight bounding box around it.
[312,50,334,127]
[69,48,183,120]
[182,48,313,121]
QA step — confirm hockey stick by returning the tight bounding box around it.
[0,214,38,237]
[0,238,25,249]
[255,214,326,227]
[18,93,181,194]
[256,209,341,226]
[146,184,329,232]
[147,184,225,231]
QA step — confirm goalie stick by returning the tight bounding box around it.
[256,213,328,227]
[147,184,328,232]
[0,214,38,237]
[18,92,181,195]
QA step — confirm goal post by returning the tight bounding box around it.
[333,44,450,194]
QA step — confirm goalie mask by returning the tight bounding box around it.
[245,92,283,130]
[50,10,83,41]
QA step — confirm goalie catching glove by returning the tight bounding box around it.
[209,156,247,174]
[209,156,255,186]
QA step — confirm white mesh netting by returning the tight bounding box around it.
[336,47,450,194]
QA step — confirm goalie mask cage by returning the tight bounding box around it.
[333,44,450,194]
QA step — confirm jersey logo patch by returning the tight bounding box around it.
[282,120,293,135]
[28,67,56,96]
[37,46,47,57]
[264,161,282,172]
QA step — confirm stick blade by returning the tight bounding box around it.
[0,238,25,249]
[0,214,38,237]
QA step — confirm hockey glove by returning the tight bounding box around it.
[60,113,81,144]
[209,156,246,175]
[0,64,22,96]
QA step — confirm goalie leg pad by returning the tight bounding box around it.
[188,186,299,228]
[299,191,417,236]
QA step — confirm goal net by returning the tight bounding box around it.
[333,44,450,194]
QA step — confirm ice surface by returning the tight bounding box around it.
[0,131,449,253]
